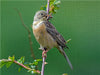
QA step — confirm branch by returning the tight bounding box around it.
[0,59,40,74]
[41,1,50,75]
[47,0,50,15]
[41,57,46,75]
[41,51,48,75]
[14,60,31,70]
[15,8,35,60]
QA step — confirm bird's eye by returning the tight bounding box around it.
[41,13,43,15]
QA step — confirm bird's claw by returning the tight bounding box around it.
[42,50,49,57]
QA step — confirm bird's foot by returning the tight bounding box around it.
[42,50,49,57]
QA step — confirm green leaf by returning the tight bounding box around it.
[33,59,42,66]
[8,56,15,61]
[40,5,46,10]
[50,0,55,2]
[0,60,6,68]
[35,59,42,62]
[31,65,35,69]
[17,56,25,64]
[0,59,13,68]
[18,67,22,72]
[54,0,61,5]
[33,61,38,66]
[66,39,71,43]
[27,69,32,72]
[27,69,35,74]
[6,62,13,68]
[40,0,61,14]
[50,0,61,14]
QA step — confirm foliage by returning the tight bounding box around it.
[0,56,14,68]
[0,56,41,74]
[40,0,61,14]
[66,39,71,43]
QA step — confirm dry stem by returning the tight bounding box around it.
[15,8,35,60]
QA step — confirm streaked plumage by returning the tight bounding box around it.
[32,10,73,69]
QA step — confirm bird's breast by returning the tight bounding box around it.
[32,21,57,49]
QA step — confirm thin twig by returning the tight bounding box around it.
[14,60,31,70]
[41,51,47,75]
[47,0,50,15]
[15,8,35,60]
[0,59,40,73]
[47,0,52,20]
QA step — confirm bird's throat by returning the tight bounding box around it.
[33,21,44,29]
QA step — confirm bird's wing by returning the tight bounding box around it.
[44,21,68,49]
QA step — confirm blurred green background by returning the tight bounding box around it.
[1,0,100,75]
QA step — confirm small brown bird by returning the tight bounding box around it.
[32,10,73,69]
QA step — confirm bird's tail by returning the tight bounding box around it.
[58,46,73,70]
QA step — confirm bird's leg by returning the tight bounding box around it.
[42,50,49,57]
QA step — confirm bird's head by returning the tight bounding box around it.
[34,10,48,21]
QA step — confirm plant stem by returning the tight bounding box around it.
[47,0,50,15]
[0,59,40,73]
[15,8,35,60]
[41,56,46,75]
[14,60,31,70]
[41,0,50,75]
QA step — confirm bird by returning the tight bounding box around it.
[32,10,73,70]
